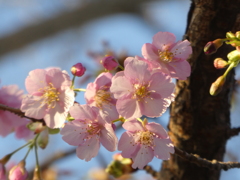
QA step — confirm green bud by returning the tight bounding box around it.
[37,128,49,149]
[227,50,240,65]
[226,32,236,39]
[235,31,240,39]
[210,76,226,96]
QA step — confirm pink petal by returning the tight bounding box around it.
[46,68,69,89]
[58,88,75,112]
[122,120,144,132]
[100,124,117,151]
[149,72,175,98]
[94,72,112,88]
[124,59,151,83]
[85,83,97,105]
[145,122,168,138]
[153,138,174,160]
[132,145,154,169]
[171,40,192,60]
[70,104,98,121]
[44,107,67,128]
[110,73,133,99]
[168,60,191,80]
[25,69,47,94]
[141,43,159,61]
[152,32,176,50]
[118,132,138,158]
[116,96,141,119]
[124,57,134,67]
[76,137,100,161]
[61,121,88,146]
[21,95,46,119]
[141,95,167,117]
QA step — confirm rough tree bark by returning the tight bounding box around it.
[159,0,240,180]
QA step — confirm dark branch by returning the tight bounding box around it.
[175,147,240,171]
[0,103,45,124]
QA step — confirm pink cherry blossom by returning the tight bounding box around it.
[60,104,118,161]
[101,55,119,71]
[110,58,175,120]
[142,32,192,80]
[0,85,26,137]
[21,68,75,128]
[85,72,119,122]
[118,119,174,169]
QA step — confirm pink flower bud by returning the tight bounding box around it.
[71,63,86,77]
[214,58,228,69]
[101,55,118,71]
[204,39,224,55]
[9,160,28,180]
[0,163,6,180]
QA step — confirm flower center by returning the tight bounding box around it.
[133,84,150,101]
[86,122,101,136]
[137,131,154,147]
[39,83,60,109]
[94,87,112,108]
[158,50,174,63]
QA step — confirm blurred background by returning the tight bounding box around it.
[1,0,240,179]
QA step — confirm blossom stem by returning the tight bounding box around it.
[74,88,86,92]
[112,117,125,123]
[118,65,124,70]
[9,141,33,157]
[71,75,76,89]
[223,62,235,78]
[137,118,143,122]
[34,135,42,179]
[23,134,40,161]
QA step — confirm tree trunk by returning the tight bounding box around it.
[159,0,240,180]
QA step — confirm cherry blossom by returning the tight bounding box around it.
[110,58,175,120]
[0,85,25,137]
[8,160,28,180]
[85,72,119,122]
[21,68,75,128]
[61,104,118,161]
[142,31,192,80]
[118,119,174,169]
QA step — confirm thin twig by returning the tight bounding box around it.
[0,103,45,124]
[174,147,240,170]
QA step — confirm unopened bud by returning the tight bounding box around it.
[210,76,226,96]
[37,128,49,149]
[71,63,86,77]
[235,31,240,39]
[100,55,119,71]
[106,153,136,178]
[226,32,236,39]
[227,50,240,64]
[9,160,28,180]
[214,58,228,69]
[32,167,42,180]
[204,39,224,55]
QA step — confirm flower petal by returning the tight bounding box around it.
[76,137,100,161]
[100,124,118,152]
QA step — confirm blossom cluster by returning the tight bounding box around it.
[0,31,192,179]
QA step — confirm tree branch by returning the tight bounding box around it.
[0,103,44,124]
[0,0,154,57]
[174,147,240,171]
